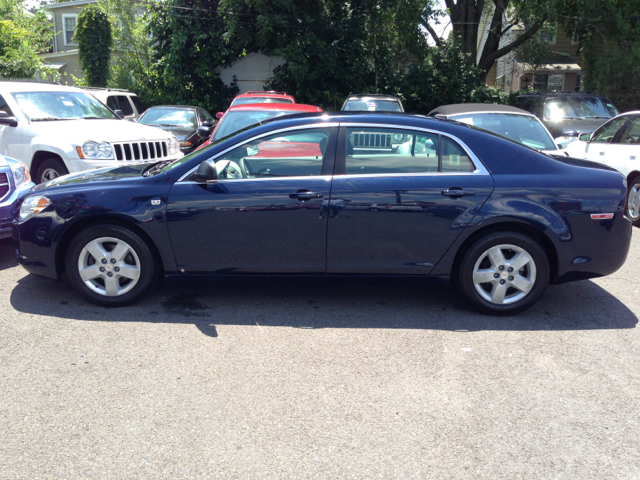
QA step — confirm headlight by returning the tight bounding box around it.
[19,195,51,223]
[393,133,405,142]
[81,141,114,159]
[10,161,31,187]
[168,137,179,155]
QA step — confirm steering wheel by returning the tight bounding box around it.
[239,158,254,177]
[215,159,244,179]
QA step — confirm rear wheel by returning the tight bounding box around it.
[65,224,157,306]
[458,232,550,315]
[36,158,68,184]
[626,178,640,227]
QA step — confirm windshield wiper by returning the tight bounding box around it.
[30,117,70,121]
[584,116,609,119]
[155,124,182,127]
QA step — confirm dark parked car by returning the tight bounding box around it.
[342,94,404,112]
[512,92,619,147]
[14,112,630,315]
[0,154,34,239]
[137,106,215,154]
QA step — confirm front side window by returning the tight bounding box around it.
[116,96,133,115]
[591,117,628,144]
[131,96,145,114]
[345,128,474,175]
[63,15,77,45]
[106,96,119,111]
[450,113,556,150]
[191,128,330,180]
[0,94,14,116]
[199,109,214,124]
[12,91,117,121]
[619,118,640,144]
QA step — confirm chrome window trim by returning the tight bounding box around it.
[177,123,340,182]
[340,122,490,176]
[177,121,490,182]
[180,175,334,185]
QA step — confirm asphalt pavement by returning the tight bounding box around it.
[0,230,638,479]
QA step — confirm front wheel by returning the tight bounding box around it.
[65,224,157,307]
[458,232,550,316]
[626,178,640,227]
[36,158,69,184]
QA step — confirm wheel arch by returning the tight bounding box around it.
[450,221,559,286]
[627,170,640,185]
[30,150,66,179]
[55,215,166,279]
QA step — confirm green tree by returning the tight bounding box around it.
[75,4,112,87]
[98,0,151,93]
[145,0,237,113]
[0,0,55,78]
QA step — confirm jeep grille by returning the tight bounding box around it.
[113,141,168,161]
[0,173,9,202]
[351,132,392,149]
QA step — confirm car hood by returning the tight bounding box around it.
[545,118,611,137]
[141,125,195,141]
[32,162,169,192]
[29,119,175,142]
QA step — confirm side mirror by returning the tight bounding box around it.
[0,111,18,127]
[197,125,213,138]
[216,112,224,119]
[114,109,125,119]
[579,133,591,142]
[194,162,217,182]
[556,143,566,150]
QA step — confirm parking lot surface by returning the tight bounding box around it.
[1,230,639,479]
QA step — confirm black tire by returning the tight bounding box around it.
[65,224,157,307]
[36,158,69,184]
[457,231,550,316]
[625,177,640,227]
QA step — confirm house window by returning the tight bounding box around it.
[575,74,582,91]
[62,14,77,45]
[540,26,557,44]
[533,74,548,90]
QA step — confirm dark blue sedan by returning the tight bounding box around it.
[13,112,631,315]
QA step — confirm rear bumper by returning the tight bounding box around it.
[554,212,632,283]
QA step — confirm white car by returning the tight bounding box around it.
[565,111,640,225]
[82,87,145,121]
[0,82,182,184]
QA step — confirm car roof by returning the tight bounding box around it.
[515,92,609,99]
[235,91,294,98]
[429,103,532,117]
[227,103,320,112]
[0,82,85,93]
[346,94,400,102]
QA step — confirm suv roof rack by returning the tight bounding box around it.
[80,86,131,93]
[0,79,61,85]
[518,91,594,95]
[244,90,288,95]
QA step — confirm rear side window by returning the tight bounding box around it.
[115,96,133,115]
[344,127,475,175]
[131,96,145,114]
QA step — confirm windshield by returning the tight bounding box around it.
[451,113,557,151]
[12,91,117,121]
[138,108,197,128]
[231,97,294,106]
[212,110,310,141]
[344,99,402,112]
[544,97,619,121]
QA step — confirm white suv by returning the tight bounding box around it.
[0,82,182,184]
[82,87,145,121]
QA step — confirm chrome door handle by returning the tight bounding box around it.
[442,188,475,197]
[631,156,637,160]
[289,190,323,200]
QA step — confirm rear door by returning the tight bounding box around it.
[166,125,337,273]
[326,125,494,274]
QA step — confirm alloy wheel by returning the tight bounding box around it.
[41,168,60,182]
[77,237,141,296]
[472,244,537,305]
[627,183,640,220]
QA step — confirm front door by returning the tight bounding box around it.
[602,116,640,176]
[584,116,629,164]
[327,126,494,274]
[166,126,337,273]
